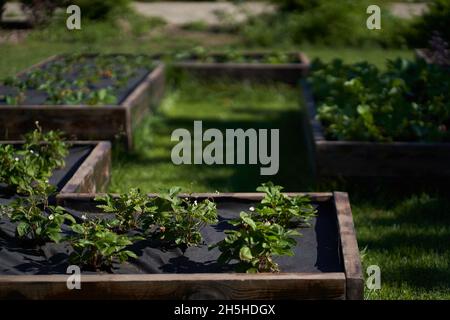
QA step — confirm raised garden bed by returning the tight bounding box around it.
[0,140,111,200]
[0,54,165,150]
[303,58,450,178]
[168,51,310,85]
[0,192,362,300]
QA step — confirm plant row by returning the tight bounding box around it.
[0,54,155,106]
[309,58,450,142]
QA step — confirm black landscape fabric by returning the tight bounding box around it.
[0,200,343,275]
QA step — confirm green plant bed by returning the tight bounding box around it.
[303,58,450,177]
[0,187,362,300]
[0,127,111,202]
[0,54,165,149]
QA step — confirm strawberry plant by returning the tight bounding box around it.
[146,187,218,248]
[95,188,154,233]
[212,182,315,273]
[95,187,218,248]
[68,218,142,270]
[0,123,68,195]
[0,193,75,245]
[212,212,300,273]
[254,182,316,227]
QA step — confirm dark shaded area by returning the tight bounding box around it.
[0,200,343,275]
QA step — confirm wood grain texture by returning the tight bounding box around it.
[0,273,345,300]
[302,82,450,177]
[60,141,111,194]
[0,56,166,150]
[333,192,363,300]
[173,51,310,85]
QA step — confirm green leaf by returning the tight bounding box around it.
[17,222,29,237]
[239,246,253,262]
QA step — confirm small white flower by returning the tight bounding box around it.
[81,214,87,220]
[193,200,198,206]
[14,157,19,161]
[30,150,34,154]
[249,206,255,212]
[48,214,54,220]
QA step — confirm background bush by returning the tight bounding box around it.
[241,0,408,47]
[406,0,450,47]
[72,0,131,20]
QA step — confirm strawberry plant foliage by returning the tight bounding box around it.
[255,182,316,227]
[0,194,75,244]
[68,218,142,270]
[95,188,153,233]
[309,58,450,142]
[212,182,316,273]
[148,187,218,247]
[95,187,218,248]
[0,123,68,195]
[212,212,300,273]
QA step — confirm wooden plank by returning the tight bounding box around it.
[333,192,363,300]
[56,192,334,208]
[172,51,310,85]
[60,141,111,194]
[0,273,345,300]
[315,140,450,177]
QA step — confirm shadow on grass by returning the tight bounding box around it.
[113,106,312,192]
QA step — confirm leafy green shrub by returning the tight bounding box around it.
[72,0,130,20]
[241,0,408,47]
[406,0,450,47]
[309,58,450,142]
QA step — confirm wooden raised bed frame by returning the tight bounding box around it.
[0,140,111,194]
[302,81,450,177]
[59,141,111,193]
[0,55,166,150]
[0,192,363,300]
[171,51,310,85]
